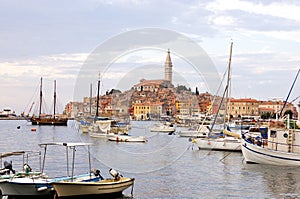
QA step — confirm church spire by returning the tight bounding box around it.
[164,49,172,83]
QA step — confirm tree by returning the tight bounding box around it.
[261,112,271,119]
[284,110,293,119]
[176,85,189,92]
[195,87,199,95]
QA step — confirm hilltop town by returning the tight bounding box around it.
[64,50,299,122]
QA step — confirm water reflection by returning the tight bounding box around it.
[243,164,300,198]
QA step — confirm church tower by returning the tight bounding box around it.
[164,49,173,83]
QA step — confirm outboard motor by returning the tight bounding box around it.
[4,161,15,174]
[109,168,121,180]
[91,168,104,180]
[23,164,32,174]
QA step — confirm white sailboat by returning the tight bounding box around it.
[193,42,241,151]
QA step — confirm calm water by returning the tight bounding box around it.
[1,120,300,199]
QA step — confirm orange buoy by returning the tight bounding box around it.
[31,128,36,132]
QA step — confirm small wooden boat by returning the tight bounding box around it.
[51,175,135,198]
[41,143,135,198]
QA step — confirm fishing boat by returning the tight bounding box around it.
[46,143,135,198]
[0,150,52,198]
[193,42,241,151]
[242,69,300,166]
[0,151,43,180]
[149,122,175,133]
[241,119,300,166]
[30,77,68,126]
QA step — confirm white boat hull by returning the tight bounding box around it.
[107,134,147,142]
[89,132,107,138]
[51,177,134,197]
[177,131,207,138]
[0,178,53,197]
[241,138,300,166]
[149,123,175,133]
[194,137,241,151]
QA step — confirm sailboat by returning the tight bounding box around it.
[193,42,241,151]
[88,79,114,137]
[30,77,68,126]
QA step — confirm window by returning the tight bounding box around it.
[270,130,277,138]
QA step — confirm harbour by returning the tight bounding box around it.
[1,120,300,198]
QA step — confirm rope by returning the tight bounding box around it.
[219,144,241,162]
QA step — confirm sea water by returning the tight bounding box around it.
[0,120,300,199]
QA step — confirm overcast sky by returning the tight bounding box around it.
[1,0,300,114]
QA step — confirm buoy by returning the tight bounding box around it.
[207,141,211,145]
[31,128,36,132]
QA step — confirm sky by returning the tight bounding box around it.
[1,0,300,114]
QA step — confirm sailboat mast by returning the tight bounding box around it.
[53,80,56,118]
[96,80,100,118]
[39,77,43,118]
[224,42,233,129]
[90,83,92,116]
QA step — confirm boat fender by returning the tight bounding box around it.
[109,168,120,180]
[37,186,48,192]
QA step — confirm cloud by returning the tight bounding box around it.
[206,0,300,21]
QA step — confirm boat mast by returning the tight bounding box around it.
[53,80,56,119]
[95,79,100,118]
[90,83,92,116]
[223,41,233,130]
[39,77,43,118]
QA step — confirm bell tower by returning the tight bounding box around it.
[165,49,173,83]
[164,49,173,83]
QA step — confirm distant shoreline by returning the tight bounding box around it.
[0,117,74,121]
[0,117,27,120]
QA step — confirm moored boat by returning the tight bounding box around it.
[177,124,210,138]
[192,42,241,152]
[241,120,300,166]
[30,77,68,126]
[43,143,135,198]
[193,136,241,151]
[107,133,147,142]
[242,69,300,166]
[51,175,134,198]
[149,122,175,133]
